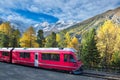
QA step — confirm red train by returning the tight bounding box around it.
[0,48,83,74]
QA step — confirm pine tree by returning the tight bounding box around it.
[36,30,45,47]
[0,32,9,47]
[11,29,21,47]
[45,32,57,47]
[81,28,100,67]
[111,51,120,68]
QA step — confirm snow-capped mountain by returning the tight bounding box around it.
[33,20,78,34]
[34,22,51,32]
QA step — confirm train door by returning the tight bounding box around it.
[34,52,38,67]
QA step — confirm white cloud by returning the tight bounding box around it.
[7,14,37,24]
[0,0,120,23]
[28,5,39,13]
[0,12,37,25]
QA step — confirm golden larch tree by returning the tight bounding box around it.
[69,36,79,50]
[0,22,12,35]
[65,32,71,47]
[20,26,39,48]
[96,20,119,66]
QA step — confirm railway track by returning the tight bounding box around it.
[82,72,120,80]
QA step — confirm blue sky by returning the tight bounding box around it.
[0,0,120,25]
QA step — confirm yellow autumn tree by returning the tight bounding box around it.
[0,22,12,35]
[113,27,120,51]
[56,34,60,42]
[96,20,118,66]
[56,33,66,47]
[20,26,39,48]
[65,32,71,47]
[56,33,61,47]
[69,36,79,50]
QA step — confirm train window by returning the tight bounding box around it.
[20,52,30,58]
[69,55,76,62]
[51,54,60,61]
[20,52,24,58]
[64,54,76,62]
[42,53,60,61]
[2,52,9,56]
[25,52,30,58]
[42,54,51,60]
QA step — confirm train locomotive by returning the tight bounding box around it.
[0,48,83,74]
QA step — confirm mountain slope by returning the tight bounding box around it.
[33,20,77,36]
[63,7,120,37]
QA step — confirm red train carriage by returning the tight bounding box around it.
[0,48,13,63]
[12,48,35,66]
[0,48,83,74]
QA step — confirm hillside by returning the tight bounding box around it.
[63,7,120,37]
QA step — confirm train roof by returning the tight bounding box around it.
[14,48,77,53]
[0,48,77,53]
[0,48,13,51]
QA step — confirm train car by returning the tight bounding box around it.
[0,48,13,63]
[0,48,83,74]
[12,48,83,74]
[12,48,35,66]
